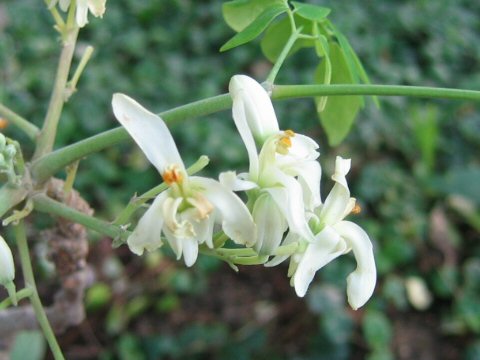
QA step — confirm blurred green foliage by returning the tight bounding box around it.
[1,0,480,359]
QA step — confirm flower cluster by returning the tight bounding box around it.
[112,75,376,309]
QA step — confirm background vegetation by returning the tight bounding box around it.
[1,0,480,359]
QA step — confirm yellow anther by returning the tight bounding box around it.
[276,129,295,155]
[351,203,362,215]
[162,165,184,185]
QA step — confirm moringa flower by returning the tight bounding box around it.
[112,94,256,267]
[267,156,376,310]
[49,0,106,27]
[226,75,321,255]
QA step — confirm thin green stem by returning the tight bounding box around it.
[272,84,480,101]
[265,27,302,85]
[33,26,79,160]
[14,220,65,360]
[0,288,33,310]
[0,103,40,140]
[66,46,94,100]
[30,84,480,183]
[32,194,129,241]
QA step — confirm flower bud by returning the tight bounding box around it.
[0,236,15,286]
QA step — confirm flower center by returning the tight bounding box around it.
[162,164,184,185]
[276,129,295,155]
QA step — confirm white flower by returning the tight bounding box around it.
[226,75,321,255]
[0,235,15,286]
[112,94,256,267]
[268,157,376,310]
[49,0,106,27]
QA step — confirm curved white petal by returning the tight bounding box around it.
[252,193,288,255]
[232,94,260,180]
[266,171,316,243]
[112,93,185,175]
[87,0,106,17]
[286,134,320,162]
[293,226,346,297]
[191,177,256,247]
[319,156,352,225]
[59,0,71,11]
[127,192,168,255]
[76,0,89,27]
[334,221,376,310]
[219,171,258,192]
[0,236,15,285]
[229,75,279,143]
[182,237,199,267]
[282,160,322,211]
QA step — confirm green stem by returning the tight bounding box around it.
[14,220,65,360]
[33,27,79,160]
[32,194,128,241]
[265,27,302,85]
[0,103,40,140]
[0,288,33,310]
[272,84,480,101]
[30,84,480,183]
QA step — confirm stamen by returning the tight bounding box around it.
[0,118,8,129]
[162,165,184,185]
[351,203,362,215]
[276,129,295,155]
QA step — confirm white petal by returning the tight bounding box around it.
[282,160,322,210]
[87,0,106,17]
[182,237,199,267]
[127,192,167,255]
[112,94,185,175]
[319,156,352,225]
[232,94,260,180]
[266,171,316,243]
[0,236,15,285]
[252,193,288,255]
[76,0,89,27]
[219,171,258,192]
[334,221,376,310]
[229,75,279,143]
[191,177,256,247]
[59,0,70,11]
[293,226,346,297]
[286,133,320,162]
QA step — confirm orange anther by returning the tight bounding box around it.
[0,118,8,130]
[162,166,183,185]
[351,203,362,215]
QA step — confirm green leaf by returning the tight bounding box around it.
[260,15,314,62]
[220,4,287,52]
[315,42,362,145]
[222,0,285,32]
[292,1,331,22]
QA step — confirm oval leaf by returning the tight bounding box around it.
[222,0,285,32]
[220,4,287,52]
[292,1,331,22]
[315,42,362,146]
